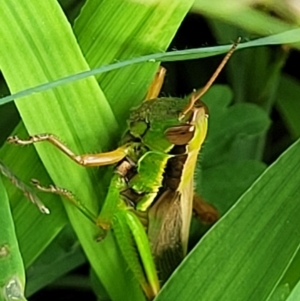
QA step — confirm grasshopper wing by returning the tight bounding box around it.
[147,189,184,283]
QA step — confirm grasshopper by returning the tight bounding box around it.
[6,41,238,299]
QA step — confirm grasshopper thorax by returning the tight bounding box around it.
[126,97,208,153]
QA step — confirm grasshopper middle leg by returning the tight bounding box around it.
[31,179,97,224]
[0,160,49,214]
[8,134,129,167]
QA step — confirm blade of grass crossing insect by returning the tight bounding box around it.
[2,29,300,108]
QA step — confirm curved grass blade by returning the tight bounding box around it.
[0,29,300,106]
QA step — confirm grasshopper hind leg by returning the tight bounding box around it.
[193,193,219,224]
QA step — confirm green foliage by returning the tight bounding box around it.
[277,75,300,139]
[1,1,300,301]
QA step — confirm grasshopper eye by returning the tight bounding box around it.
[165,125,195,145]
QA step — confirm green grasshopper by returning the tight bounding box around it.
[6,41,238,299]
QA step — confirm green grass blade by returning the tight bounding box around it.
[280,246,300,295]
[156,138,300,301]
[0,178,27,301]
[268,284,290,301]
[1,29,300,106]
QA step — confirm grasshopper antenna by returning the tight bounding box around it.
[181,37,241,118]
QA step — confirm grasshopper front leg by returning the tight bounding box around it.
[30,175,126,236]
[31,175,124,237]
[7,134,128,167]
